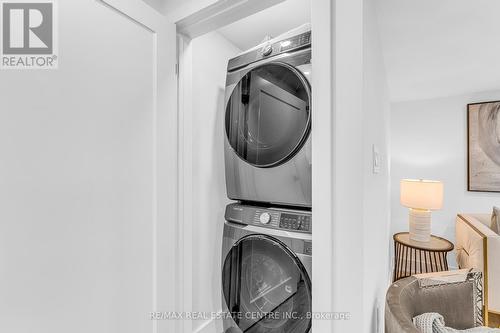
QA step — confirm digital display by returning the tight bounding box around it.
[279,32,311,52]
[279,213,311,231]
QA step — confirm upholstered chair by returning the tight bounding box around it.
[385,271,483,333]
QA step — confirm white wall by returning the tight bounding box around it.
[376,0,500,103]
[325,0,365,331]
[190,31,241,333]
[362,0,392,332]
[391,90,500,268]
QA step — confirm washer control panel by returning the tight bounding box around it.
[225,203,312,233]
[279,213,311,232]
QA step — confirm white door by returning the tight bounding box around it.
[0,1,177,332]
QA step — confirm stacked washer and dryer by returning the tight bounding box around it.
[221,25,312,333]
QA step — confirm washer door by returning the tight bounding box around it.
[225,63,311,168]
[222,234,311,333]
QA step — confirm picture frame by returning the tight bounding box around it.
[468,100,500,192]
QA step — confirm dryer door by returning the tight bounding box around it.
[222,234,311,333]
[225,63,311,168]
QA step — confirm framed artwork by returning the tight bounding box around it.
[468,100,500,192]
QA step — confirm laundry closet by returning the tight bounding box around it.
[178,0,312,331]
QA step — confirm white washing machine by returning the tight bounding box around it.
[224,25,312,208]
[221,203,312,333]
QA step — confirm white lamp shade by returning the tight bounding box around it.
[400,179,443,210]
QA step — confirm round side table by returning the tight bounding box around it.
[393,232,454,282]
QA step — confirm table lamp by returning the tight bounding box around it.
[400,179,443,242]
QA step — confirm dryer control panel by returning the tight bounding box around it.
[225,203,312,233]
[227,30,311,72]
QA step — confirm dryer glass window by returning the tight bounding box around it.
[222,235,311,333]
[225,63,310,167]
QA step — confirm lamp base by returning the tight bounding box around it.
[409,208,431,242]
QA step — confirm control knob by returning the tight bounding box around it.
[262,44,273,56]
[259,212,271,224]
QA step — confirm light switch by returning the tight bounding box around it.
[372,144,381,174]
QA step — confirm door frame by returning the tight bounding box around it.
[174,0,341,332]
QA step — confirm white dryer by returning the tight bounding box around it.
[224,25,312,208]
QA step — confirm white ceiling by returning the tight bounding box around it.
[143,0,310,49]
[216,0,311,51]
[141,0,165,13]
[142,0,217,20]
[377,0,500,102]
[143,0,195,13]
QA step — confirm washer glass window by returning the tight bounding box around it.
[225,63,310,167]
[222,235,311,333]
